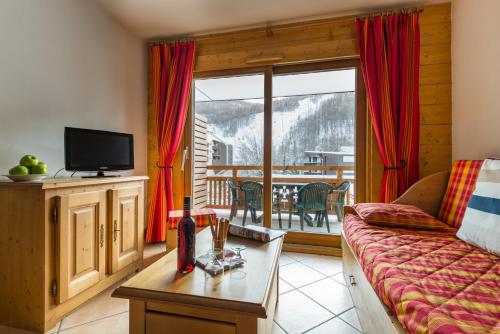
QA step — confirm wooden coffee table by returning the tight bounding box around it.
[113,227,284,334]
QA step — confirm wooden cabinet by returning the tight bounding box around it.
[0,176,147,333]
[109,186,144,273]
[56,191,107,304]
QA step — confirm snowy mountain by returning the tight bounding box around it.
[195,92,355,166]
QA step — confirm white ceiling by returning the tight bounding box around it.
[96,0,447,39]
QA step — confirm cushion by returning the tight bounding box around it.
[457,159,500,256]
[352,203,450,230]
[438,160,483,227]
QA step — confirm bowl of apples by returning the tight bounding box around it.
[4,155,49,182]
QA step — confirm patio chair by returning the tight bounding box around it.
[239,181,283,227]
[226,178,240,221]
[294,182,333,232]
[329,181,350,222]
[240,181,263,226]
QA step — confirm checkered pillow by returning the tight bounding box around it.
[353,203,450,230]
[438,160,483,227]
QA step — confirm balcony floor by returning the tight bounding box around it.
[212,208,343,235]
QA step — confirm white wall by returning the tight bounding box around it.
[452,0,500,160]
[0,0,147,177]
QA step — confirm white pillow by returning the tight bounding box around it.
[456,159,500,256]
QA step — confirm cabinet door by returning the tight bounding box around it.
[109,186,144,273]
[56,191,107,304]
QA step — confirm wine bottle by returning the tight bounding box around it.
[177,196,196,273]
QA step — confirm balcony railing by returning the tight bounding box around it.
[203,165,355,211]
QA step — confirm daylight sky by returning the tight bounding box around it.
[195,69,355,102]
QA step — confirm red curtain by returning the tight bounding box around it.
[145,41,196,242]
[356,13,420,203]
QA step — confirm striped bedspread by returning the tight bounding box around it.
[344,214,500,334]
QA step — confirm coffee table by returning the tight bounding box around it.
[113,227,284,334]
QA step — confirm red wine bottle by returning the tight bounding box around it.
[177,196,196,273]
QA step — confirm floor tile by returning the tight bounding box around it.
[157,242,167,252]
[279,253,296,266]
[282,251,309,261]
[59,312,128,334]
[299,278,353,315]
[331,272,348,286]
[306,317,359,334]
[0,324,59,334]
[279,262,326,288]
[279,278,294,294]
[339,308,362,332]
[274,290,333,334]
[301,255,343,276]
[272,321,287,334]
[143,242,165,259]
[60,286,128,330]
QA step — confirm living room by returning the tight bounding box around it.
[0,0,498,333]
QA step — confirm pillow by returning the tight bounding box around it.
[438,160,483,227]
[456,159,500,256]
[353,203,450,230]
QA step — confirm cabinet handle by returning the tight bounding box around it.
[113,220,120,242]
[349,274,356,286]
[99,225,104,248]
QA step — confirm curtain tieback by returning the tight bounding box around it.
[384,159,407,170]
[156,161,174,169]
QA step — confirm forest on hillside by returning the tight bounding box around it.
[195,92,355,166]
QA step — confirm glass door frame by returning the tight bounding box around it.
[192,59,366,247]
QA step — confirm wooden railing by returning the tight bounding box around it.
[203,165,355,211]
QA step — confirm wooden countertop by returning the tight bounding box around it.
[0,176,148,189]
[113,228,283,318]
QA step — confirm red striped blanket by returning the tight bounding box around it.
[344,214,500,334]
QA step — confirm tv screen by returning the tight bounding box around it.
[65,127,134,173]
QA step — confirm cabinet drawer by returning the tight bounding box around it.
[145,312,236,334]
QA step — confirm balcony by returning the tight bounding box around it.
[196,164,354,234]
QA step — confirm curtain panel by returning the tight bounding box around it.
[145,41,196,242]
[356,12,420,203]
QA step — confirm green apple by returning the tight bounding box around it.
[37,162,48,170]
[30,164,48,175]
[19,155,39,168]
[9,165,29,176]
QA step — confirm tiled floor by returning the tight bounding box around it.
[0,244,363,334]
[275,252,362,334]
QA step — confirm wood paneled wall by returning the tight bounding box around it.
[147,3,451,207]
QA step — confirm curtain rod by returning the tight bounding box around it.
[356,7,423,20]
[148,38,194,45]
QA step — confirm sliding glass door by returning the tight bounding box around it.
[193,73,266,224]
[271,67,356,235]
[191,60,365,245]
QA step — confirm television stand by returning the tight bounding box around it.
[82,171,120,178]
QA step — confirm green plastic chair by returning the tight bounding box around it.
[329,181,350,222]
[226,178,240,221]
[239,181,283,227]
[294,182,333,232]
[239,181,263,225]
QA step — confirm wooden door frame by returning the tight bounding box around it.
[189,59,367,248]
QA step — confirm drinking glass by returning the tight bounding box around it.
[229,246,247,279]
[212,237,227,260]
[204,248,225,281]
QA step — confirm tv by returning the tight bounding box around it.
[64,127,134,177]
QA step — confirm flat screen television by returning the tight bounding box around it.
[64,127,134,177]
